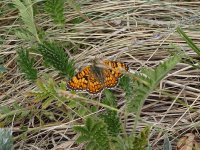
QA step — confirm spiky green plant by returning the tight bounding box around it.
[131,127,150,150]
[0,128,13,150]
[126,54,183,132]
[45,0,65,25]
[73,117,110,150]
[38,41,75,78]
[120,54,183,137]
[127,54,182,113]
[30,78,57,109]
[0,102,31,127]
[101,90,122,136]
[15,28,36,41]
[17,48,37,81]
[101,110,122,137]
[30,78,85,116]
[113,127,150,150]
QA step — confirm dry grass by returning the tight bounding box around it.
[1,0,200,149]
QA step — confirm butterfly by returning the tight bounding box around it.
[67,60,129,94]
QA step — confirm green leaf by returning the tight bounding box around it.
[0,103,31,127]
[59,81,67,90]
[45,0,65,25]
[176,27,200,55]
[101,110,121,136]
[120,75,134,94]
[38,41,75,78]
[17,48,37,81]
[113,127,150,150]
[76,135,89,143]
[36,79,47,92]
[73,118,110,150]
[103,89,117,106]
[0,106,11,114]
[127,54,182,134]
[127,54,183,113]
[31,78,59,109]
[87,141,97,150]
[42,97,54,109]
[15,28,35,41]
[73,126,88,135]
[101,90,121,136]
[77,106,88,116]
[12,0,39,42]
[86,117,93,131]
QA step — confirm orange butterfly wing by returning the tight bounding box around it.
[87,73,104,94]
[103,70,118,88]
[103,61,129,88]
[67,66,90,91]
[67,66,104,94]
[67,60,129,94]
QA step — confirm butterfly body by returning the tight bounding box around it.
[67,60,129,94]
